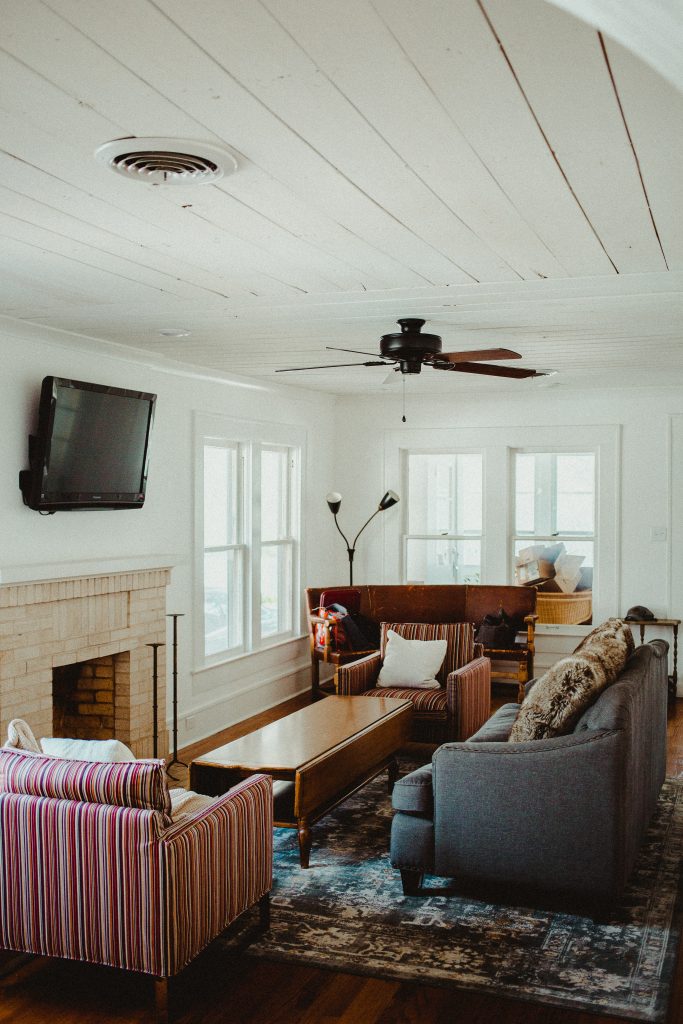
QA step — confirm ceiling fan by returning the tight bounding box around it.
[275,318,546,382]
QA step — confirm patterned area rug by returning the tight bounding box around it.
[225,767,683,1022]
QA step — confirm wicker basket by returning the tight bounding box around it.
[536,591,593,625]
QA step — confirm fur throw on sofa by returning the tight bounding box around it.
[509,618,635,742]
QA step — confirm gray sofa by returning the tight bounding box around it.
[390,640,668,903]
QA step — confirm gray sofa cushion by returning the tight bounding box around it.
[392,764,433,816]
[468,703,519,743]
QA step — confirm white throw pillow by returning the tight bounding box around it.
[377,630,447,690]
[39,737,136,762]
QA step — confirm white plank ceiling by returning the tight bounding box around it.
[1,0,682,394]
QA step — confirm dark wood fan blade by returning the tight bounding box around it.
[438,348,522,363]
[435,361,544,379]
[276,361,388,372]
[326,345,390,359]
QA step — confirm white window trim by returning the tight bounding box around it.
[194,413,305,672]
[383,424,620,624]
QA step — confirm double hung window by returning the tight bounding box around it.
[513,451,595,617]
[403,452,483,584]
[200,428,300,665]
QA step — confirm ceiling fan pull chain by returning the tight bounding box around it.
[402,376,407,423]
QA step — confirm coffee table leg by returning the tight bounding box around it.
[388,757,399,794]
[297,819,312,868]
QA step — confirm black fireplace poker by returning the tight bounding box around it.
[166,612,187,779]
[145,641,165,760]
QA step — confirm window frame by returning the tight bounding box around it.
[400,447,485,585]
[255,443,299,645]
[202,438,248,660]
[194,414,303,671]
[382,424,619,626]
[512,447,597,549]
[510,446,597,584]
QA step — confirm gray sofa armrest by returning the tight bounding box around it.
[432,728,627,898]
[392,764,433,816]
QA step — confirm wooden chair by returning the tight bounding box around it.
[306,587,378,698]
[481,613,538,703]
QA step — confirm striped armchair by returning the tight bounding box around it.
[335,622,491,743]
[0,749,272,1023]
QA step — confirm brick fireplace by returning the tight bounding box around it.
[0,569,170,758]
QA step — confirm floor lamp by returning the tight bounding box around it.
[326,490,399,585]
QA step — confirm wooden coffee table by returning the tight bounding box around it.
[189,696,412,868]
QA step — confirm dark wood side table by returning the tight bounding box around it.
[627,618,680,700]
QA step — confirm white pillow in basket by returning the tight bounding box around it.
[377,630,447,690]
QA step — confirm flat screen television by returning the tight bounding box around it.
[19,377,157,513]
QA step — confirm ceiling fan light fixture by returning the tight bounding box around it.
[276,316,543,391]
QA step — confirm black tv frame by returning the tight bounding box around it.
[19,376,157,513]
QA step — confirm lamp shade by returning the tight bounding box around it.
[379,490,400,510]
[326,491,342,515]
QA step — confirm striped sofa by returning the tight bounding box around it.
[0,749,272,1022]
[336,622,491,743]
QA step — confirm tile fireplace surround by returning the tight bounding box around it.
[0,568,170,758]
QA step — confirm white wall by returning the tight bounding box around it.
[4,318,682,739]
[0,320,336,746]
[332,382,683,687]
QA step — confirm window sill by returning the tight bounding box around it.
[193,632,308,676]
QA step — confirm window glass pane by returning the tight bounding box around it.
[458,454,483,533]
[514,452,595,537]
[204,549,242,656]
[406,538,481,584]
[515,453,536,534]
[204,445,237,547]
[260,543,293,638]
[261,447,289,542]
[556,454,595,534]
[407,453,482,534]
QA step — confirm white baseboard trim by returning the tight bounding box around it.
[172,659,312,750]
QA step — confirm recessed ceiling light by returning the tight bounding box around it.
[158,329,191,338]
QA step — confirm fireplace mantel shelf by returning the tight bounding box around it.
[0,554,181,586]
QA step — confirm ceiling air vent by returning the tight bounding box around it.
[94,137,238,185]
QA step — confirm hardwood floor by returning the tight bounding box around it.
[1,696,682,1024]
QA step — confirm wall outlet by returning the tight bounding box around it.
[185,715,196,730]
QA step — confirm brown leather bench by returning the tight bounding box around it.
[306,584,537,702]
